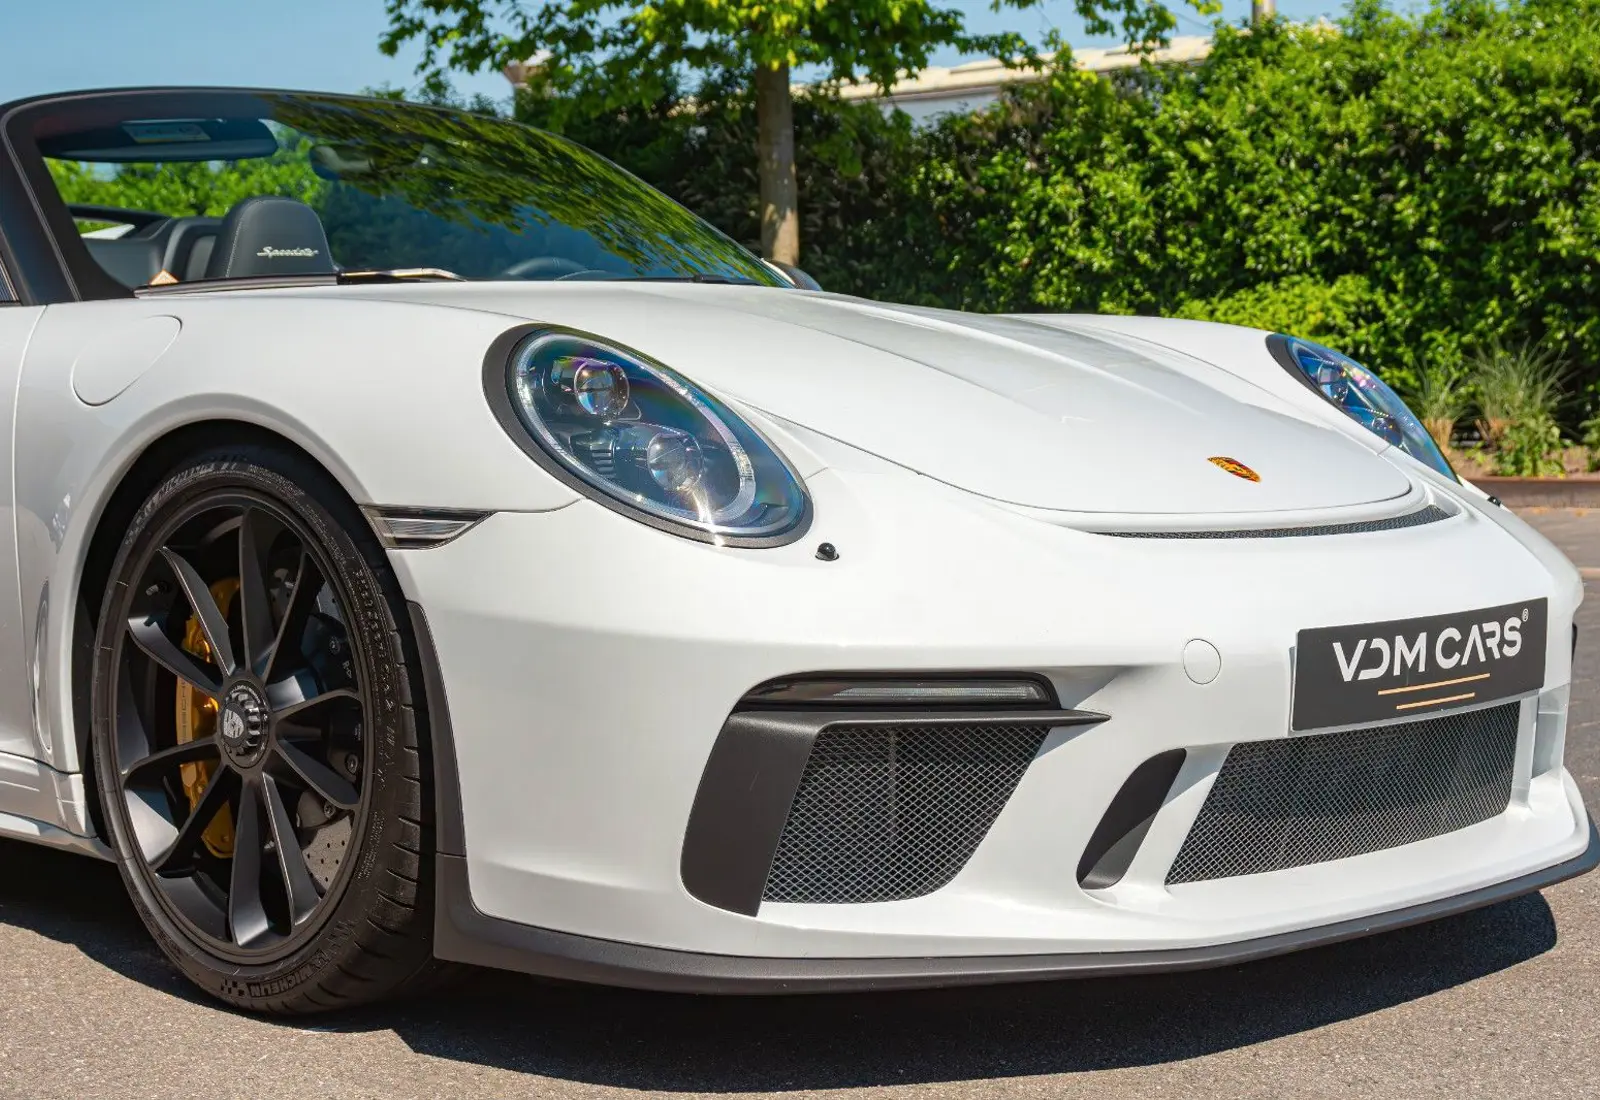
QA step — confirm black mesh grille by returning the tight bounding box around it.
[1167,702,1520,884]
[1106,504,1452,540]
[762,722,1051,904]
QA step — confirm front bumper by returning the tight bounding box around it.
[388,467,1594,987]
[433,819,1598,993]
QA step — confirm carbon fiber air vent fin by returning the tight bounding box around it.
[1105,503,1452,540]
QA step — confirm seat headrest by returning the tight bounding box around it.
[83,238,162,288]
[205,196,334,281]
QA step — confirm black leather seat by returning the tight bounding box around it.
[84,236,163,287]
[205,196,335,280]
[158,217,223,283]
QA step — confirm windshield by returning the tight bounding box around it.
[39,93,783,289]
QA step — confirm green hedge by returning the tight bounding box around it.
[534,0,1600,408]
[919,0,1600,396]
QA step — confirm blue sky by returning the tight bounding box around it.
[0,1,1411,107]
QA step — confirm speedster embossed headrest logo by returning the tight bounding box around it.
[1207,456,1260,482]
[256,246,320,259]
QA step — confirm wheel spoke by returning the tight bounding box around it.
[263,774,322,923]
[237,507,279,677]
[273,741,359,810]
[270,683,360,723]
[121,735,220,785]
[114,668,154,769]
[263,551,321,684]
[160,547,237,677]
[152,767,233,875]
[228,779,273,947]
[156,875,229,943]
[127,614,222,697]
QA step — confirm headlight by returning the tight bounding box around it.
[1266,334,1456,481]
[485,326,811,544]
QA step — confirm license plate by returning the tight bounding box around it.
[1291,599,1547,732]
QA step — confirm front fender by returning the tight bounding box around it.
[16,293,581,773]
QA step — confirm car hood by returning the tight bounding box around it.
[337,284,1413,515]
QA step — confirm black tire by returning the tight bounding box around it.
[90,444,436,1013]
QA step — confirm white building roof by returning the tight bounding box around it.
[822,35,1214,110]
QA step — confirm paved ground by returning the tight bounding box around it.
[2,511,1599,1099]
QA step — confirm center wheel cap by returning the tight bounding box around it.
[220,682,270,765]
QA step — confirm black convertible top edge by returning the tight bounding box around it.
[0,85,422,117]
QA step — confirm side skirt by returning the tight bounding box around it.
[0,749,109,858]
[0,808,112,859]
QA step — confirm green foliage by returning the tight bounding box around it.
[381,1,1220,105]
[1460,336,1568,476]
[1407,351,1470,451]
[1408,353,1470,424]
[380,0,1221,262]
[1467,338,1568,446]
[1581,406,1600,471]
[908,0,1600,373]
[47,148,325,218]
[1173,275,1397,380]
[1492,415,1565,476]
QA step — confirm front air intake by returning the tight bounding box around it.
[760,721,1052,905]
[1167,702,1520,884]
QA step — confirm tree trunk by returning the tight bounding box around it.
[1252,0,1276,24]
[754,61,800,265]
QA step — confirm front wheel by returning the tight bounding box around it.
[90,445,436,1012]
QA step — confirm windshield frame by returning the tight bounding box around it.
[1,87,780,302]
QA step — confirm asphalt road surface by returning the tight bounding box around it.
[3,511,1599,1099]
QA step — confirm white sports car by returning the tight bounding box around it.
[0,87,1591,1014]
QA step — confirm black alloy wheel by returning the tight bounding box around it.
[92,445,437,1012]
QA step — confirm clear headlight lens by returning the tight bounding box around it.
[499,329,810,543]
[1268,335,1456,481]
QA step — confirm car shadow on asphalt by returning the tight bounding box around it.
[0,835,1562,1091]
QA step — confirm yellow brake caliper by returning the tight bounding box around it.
[175,577,241,859]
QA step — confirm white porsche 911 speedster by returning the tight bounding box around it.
[0,87,1590,1013]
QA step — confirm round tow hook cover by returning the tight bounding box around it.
[1183,638,1222,685]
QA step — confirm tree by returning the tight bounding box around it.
[380,0,1220,266]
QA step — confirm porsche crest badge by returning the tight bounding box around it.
[1208,456,1260,482]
